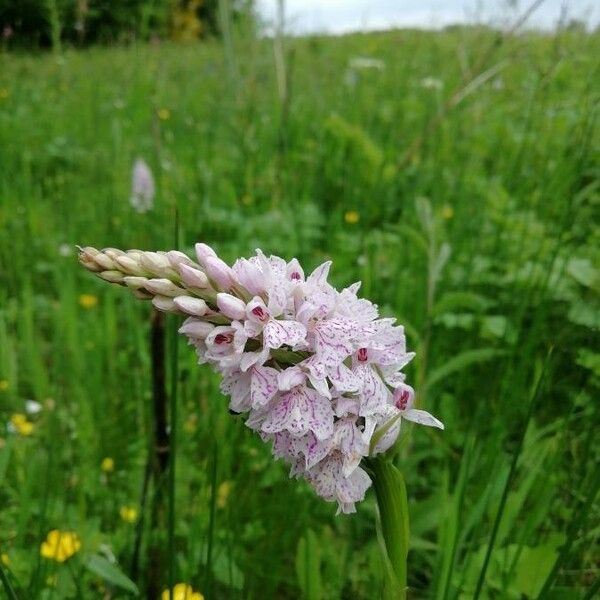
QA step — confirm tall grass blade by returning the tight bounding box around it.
[472,353,552,599]
[0,561,20,600]
[535,467,600,599]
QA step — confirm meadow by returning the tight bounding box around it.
[0,24,599,599]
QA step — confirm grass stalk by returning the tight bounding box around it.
[473,351,551,599]
[167,212,181,597]
[0,560,19,600]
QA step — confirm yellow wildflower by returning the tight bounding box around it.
[442,205,454,220]
[158,108,171,121]
[10,414,34,436]
[217,481,233,509]
[40,530,81,562]
[101,457,114,473]
[79,294,98,309]
[162,583,204,600]
[344,210,360,225]
[1,553,10,566]
[0,380,9,391]
[119,506,138,524]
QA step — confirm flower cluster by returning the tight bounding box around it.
[162,583,204,600]
[40,530,81,562]
[79,244,443,513]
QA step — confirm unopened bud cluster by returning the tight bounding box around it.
[79,243,443,513]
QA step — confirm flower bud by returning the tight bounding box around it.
[205,256,235,290]
[178,318,215,339]
[140,252,171,275]
[94,252,117,271]
[126,250,144,262]
[132,288,153,300]
[195,242,217,267]
[144,278,185,297]
[79,246,99,258]
[217,293,246,320]
[179,264,209,289]
[152,296,177,312]
[103,248,126,260]
[232,258,266,295]
[167,250,196,270]
[123,276,148,290]
[173,296,208,316]
[78,247,103,272]
[116,255,145,275]
[98,270,124,283]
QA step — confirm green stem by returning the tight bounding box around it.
[367,457,409,599]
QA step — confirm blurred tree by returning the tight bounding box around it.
[0,0,254,47]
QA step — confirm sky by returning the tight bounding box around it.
[256,0,600,35]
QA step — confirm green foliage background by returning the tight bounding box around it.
[0,0,252,47]
[0,22,599,600]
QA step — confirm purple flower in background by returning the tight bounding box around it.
[130,158,155,213]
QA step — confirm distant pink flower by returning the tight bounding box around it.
[130,158,154,213]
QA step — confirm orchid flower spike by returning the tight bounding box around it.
[79,244,443,513]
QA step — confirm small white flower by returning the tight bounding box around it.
[25,400,43,415]
[420,76,443,90]
[349,56,385,71]
[58,244,73,257]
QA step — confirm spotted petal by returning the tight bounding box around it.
[355,364,389,415]
[261,386,334,440]
[250,367,279,408]
[403,408,444,429]
[312,317,358,366]
[290,432,332,469]
[264,319,307,349]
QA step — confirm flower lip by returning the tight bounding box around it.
[251,306,267,321]
[394,388,412,410]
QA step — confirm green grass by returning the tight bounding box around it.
[0,25,599,599]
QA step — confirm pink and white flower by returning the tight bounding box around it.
[80,243,444,513]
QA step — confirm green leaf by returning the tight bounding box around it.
[415,196,434,235]
[432,242,451,282]
[295,529,322,600]
[212,551,244,591]
[435,313,475,331]
[514,540,563,597]
[567,257,598,289]
[480,315,508,339]
[432,291,492,316]
[84,554,139,595]
[576,349,600,377]
[568,301,600,328]
[425,348,507,392]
